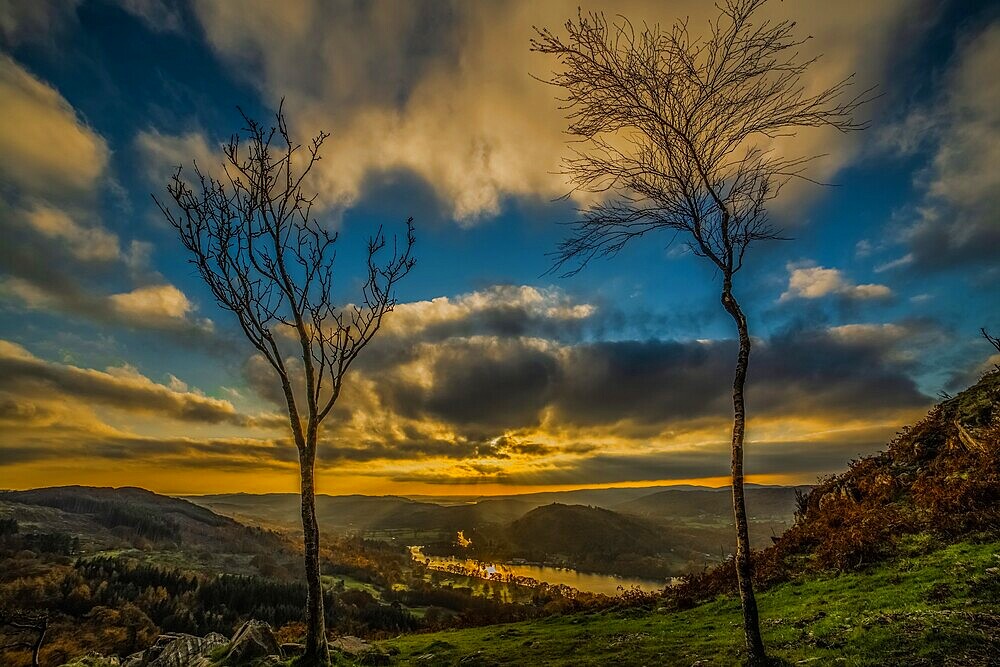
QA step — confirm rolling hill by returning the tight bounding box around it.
[0,485,296,574]
[501,503,669,561]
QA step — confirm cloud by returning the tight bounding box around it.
[24,205,121,262]
[230,285,932,469]
[405,425,904,486]
[135,129,226,185]
[0,428,298,472]
[780,264,892,302]
[0,339,255,426]
[0,281,937,487]
[378,336,561,432]
[874,254,914,273]
[0,55,107,199]
[381,285,597,344]
[116,0,184,33]
[882,20,1000,272]
[108,284,196,323]
[287,286,933,486]
[0,58,212,336]
[165,0,919,223]
[0,1,80,48]
[1,273,212,334]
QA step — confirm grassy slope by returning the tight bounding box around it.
[377,539,999,666]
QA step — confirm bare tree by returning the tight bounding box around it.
[155,106,415,666]
[983,328,1000,372]
[1,612,47,667]
[533,1,871,662]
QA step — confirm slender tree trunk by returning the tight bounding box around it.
[721,280,767,665]
[31,618,46,667]
[299,446,329,666]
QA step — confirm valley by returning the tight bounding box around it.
[2,372,996,665]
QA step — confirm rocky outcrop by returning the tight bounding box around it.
[67,621,293,667]
[121,632,226,667]
[224,620,282,664]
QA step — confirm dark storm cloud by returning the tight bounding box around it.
[0,445,68,465]
[369,324,930,441]
[553,340,732,427]
[904,210,1000,272]
[380,338,560,430]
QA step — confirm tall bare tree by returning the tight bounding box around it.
[155,107,415,666]
[533,1,871,662]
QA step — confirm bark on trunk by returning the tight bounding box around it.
[721,282,767,665]
[299,446,329,666]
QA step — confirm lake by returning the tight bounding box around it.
[409,546,671,596]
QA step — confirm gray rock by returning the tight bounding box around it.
[225,620,282,665]
[122,632,226,667]
[331,635,371,655]
[151,632,226,667]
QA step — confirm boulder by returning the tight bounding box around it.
[121,632,226,667]
[152,632,226,667]
[225,620,282,665]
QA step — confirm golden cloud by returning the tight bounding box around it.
[108,284,197,322]
[24,205,120,262]
[0,339,249,425]
[780,264,892,302]
[0,55,108,199]
[172,0,921,222]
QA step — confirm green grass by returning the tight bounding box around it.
[322,574,383,597]
[376,539,1000,666]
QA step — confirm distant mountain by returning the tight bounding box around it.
[465,485,718,510]
[0,485,290,561]
[186,483,804,537]
[616,485,810,521]
[190,492,424,530]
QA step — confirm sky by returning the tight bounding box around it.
[0,0,997,496]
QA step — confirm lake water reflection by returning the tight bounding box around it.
[409,546,669,596]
